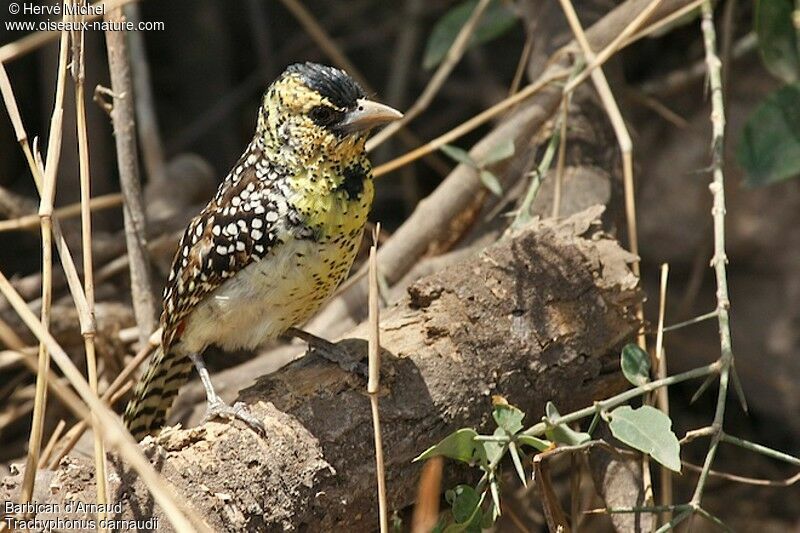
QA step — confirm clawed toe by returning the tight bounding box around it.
[204,398,266,435]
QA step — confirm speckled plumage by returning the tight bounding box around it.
[124,63,388,439]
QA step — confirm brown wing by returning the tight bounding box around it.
[160,154,289,349]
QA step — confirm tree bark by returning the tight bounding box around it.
[2,206,641,531]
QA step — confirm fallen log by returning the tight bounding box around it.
[1,206,641,531]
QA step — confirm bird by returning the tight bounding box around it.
[123,62,402,440]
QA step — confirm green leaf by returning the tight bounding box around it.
[544,402,591,445]
[447,485,481,523]
[483,428,505,466]
[479,170,503,196]
[516,435,551,452]
[441,144,477,167]
[756,0,800,83]
[415,428,487,466]
[492,403,524,435]
[508,441,527,487]
[480,140,515,166]
[608,405,681,472]
[489,478,501,518]
[545,401,559,420]
[737,83,800,186]
[444,486,486,532]
[424,0,518,69]
[620,343,651,386]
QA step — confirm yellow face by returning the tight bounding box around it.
[261,74,369,170]
[257,65,378,237]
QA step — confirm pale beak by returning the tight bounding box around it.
[338,98,403,133]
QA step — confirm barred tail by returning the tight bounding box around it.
[123,346,194,440]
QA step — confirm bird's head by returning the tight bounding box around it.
[257,62,402,170]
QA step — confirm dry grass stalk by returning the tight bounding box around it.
[0,271,207,533]
[654,264,672,522]
[0,193,122,232]
[368,224,388,533]
[73,4,109,519]
[0,62,92,329]
[38,419,66,468]
[564,0,665,94]
[625,0,705,47]
[20,9,70,507]
[48,337,156,469]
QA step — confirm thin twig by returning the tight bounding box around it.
[104,7,156,345]
[624,0,705,47]
[552,97,569,218]
[681,461,800,487]
[522,362,719,438]
[719,433,800,467]
[368,224,388,533]
[276,0,370,88]
[663,309,718,332]
[124,2,166,183]
[513,117,562,228]
[689,1,731,508]
[367,0,492,150]
[509,30,535,96]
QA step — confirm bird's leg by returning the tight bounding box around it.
[286,327,368,376]
[188,353,265,435]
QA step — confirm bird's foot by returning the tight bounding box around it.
[203,397,266,436]
[288,327,369,377]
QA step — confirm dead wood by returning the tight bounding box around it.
[2,206,641,531]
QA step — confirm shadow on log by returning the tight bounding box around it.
[1,206,641,531]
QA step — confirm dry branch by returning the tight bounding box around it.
[103,9,156,345]
[2,207,642,531]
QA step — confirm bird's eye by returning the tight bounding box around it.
[310,105,340,127]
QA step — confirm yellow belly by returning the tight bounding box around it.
[180,231,362,353]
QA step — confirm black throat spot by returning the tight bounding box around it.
[337,165,367,200]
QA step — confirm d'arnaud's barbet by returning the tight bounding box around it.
[124,63,402,440]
